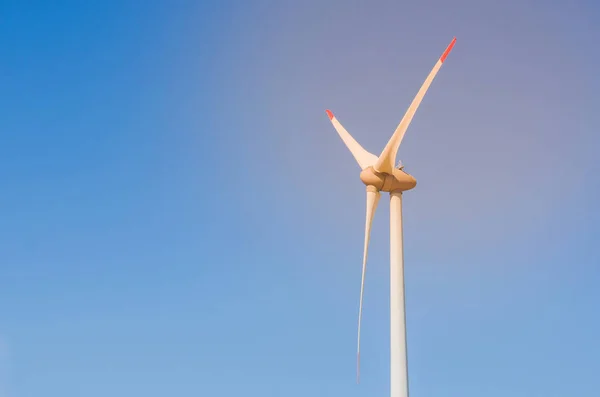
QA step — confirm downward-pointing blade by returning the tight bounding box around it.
[373,37,456,174]
[357,185,381,383]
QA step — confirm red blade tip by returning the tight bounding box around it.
[325,109,334,120]
[440,37,456,63]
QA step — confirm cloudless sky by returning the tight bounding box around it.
[1,0,599,396]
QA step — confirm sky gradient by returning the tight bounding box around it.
[1,0,599,396]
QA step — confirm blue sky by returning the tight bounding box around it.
[1,0,599,395]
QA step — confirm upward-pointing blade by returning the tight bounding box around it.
[373,37,456,174]
[326,110,378,170]
[357,185,381,383]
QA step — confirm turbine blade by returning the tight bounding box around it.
[326,110,378,170]
[373,37,456,174]
[357,185,381,383]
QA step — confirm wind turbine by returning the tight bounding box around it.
[325,37,456,397]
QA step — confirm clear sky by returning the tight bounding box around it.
[1,0,599,395]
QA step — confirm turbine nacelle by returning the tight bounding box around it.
[359,166,416,193]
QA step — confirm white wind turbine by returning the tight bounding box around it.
[325,37,456,397]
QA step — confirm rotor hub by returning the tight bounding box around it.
[359,166,417,193]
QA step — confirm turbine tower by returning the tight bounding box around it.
[325,37,456,397]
